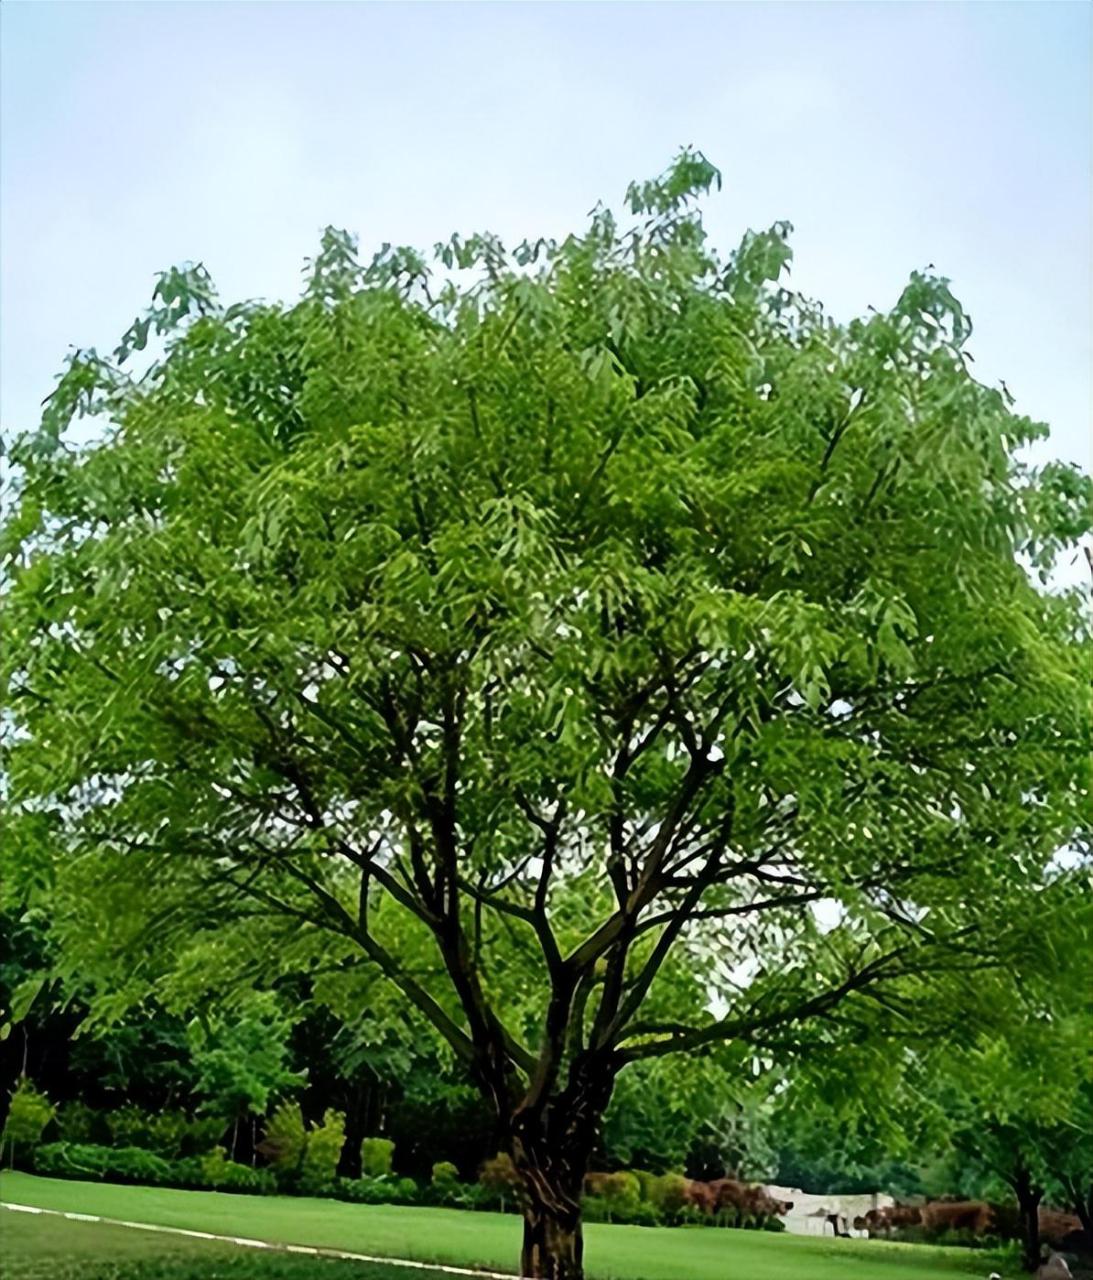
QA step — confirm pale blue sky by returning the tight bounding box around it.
[2,2,1090,500]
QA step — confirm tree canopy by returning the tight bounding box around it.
[2,150,1090,1279]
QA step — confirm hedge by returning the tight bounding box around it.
[33,1143,275,1195]
[29,1141,788,1231]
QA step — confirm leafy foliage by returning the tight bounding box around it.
[431,1159,459,1186]
[188,995,302,1127]
[260,1101,308,1173]
[2,148,1089,1274]
[104,1106,223,1159]
[300,1108,347,1193]
[2,1078,55,1162]
[360,1136,395,1178]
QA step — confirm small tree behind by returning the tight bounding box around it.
[1,1078,54,1168]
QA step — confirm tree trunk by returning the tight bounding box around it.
[521,1202,583,1280]
[336,1077,369,1180]
[1065,1176,1092,1236]
[1013,1165,1043,1273]
[507,1053,616,1280]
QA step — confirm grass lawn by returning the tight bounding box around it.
[0,1207,463,1280]
[0,1172,1014,1280]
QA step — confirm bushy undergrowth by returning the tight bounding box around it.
[33,1143,276,1195]
[29,1139,792,1231]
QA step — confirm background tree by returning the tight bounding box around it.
[766,880,1092,1271]
[0,1077,54,1169]
[3,151,1089,1280]
[938,900,1093,1271]
[188,994,303,1161]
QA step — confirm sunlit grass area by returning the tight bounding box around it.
[1,1173,1015,1280]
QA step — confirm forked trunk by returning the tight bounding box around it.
[521,1202,583,1280]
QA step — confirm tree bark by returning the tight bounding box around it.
[521,1201,583,1280]
[1064,1176,1092,1237]
[336,1077,368,1180]
[507,1053,616,1280]
[1013,1165,1043,1273]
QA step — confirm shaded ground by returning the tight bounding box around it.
[1,1172,1016,1280]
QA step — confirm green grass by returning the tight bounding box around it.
[0,1208,433,1280]
[0,1172,1014,1280]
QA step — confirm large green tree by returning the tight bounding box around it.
[3,153,1089,1279]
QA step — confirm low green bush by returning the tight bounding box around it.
[647,1171,688,1218]
[626,1201,662,1228]
[359,1136,395,1178]
[33,1140,274,1194]
[54,1100,107,1145]
[260,1102,308,1174]
[105,1106,224,1159]
[477,1152,523,1213]
[34,1142,173,1185]
[333,1175,418,1206]
[300,1110,346,1195]
[26,1137,790,1233]
[581,1194,662,1227]
[35,1142,111,1178]
[106,1146,175,1185]
[450,1181,503,1212]
[195,1147,277,1193]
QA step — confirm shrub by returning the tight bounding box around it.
[333,1175,418,1206]
[180,1115,227,1157]
[260,1101,308,1175]
[456,1181,502,1213]
[677,1204,710,1228]
[585,1170,642,1221]
[582,1175,660,1227]
[394,1176,418,1201]
[261,1102,345,1194]
[104,1106,224,1159]
[55,1100,104,1145]
[626,1201,662,1227]
[147,1110,224,1158]
[196,1146,277,1193]
[431,1159,460,1186]
[335,1176,392,1204]
[632,1169,657,1201]
[478,1152,523,1213]
[105,1146,175,1185]
[581,1195,608,1223]
[35,1140,272,1194]
[106,1105,156,1150]
[35,1142,111,1178]
[33,1141,173,1185]
[2,1078,55,1166]
[360,1136,394,1178]
[300,1109,346,1195]
[648,1171,688,1218]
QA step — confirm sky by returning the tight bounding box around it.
[2,1,1090,507]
